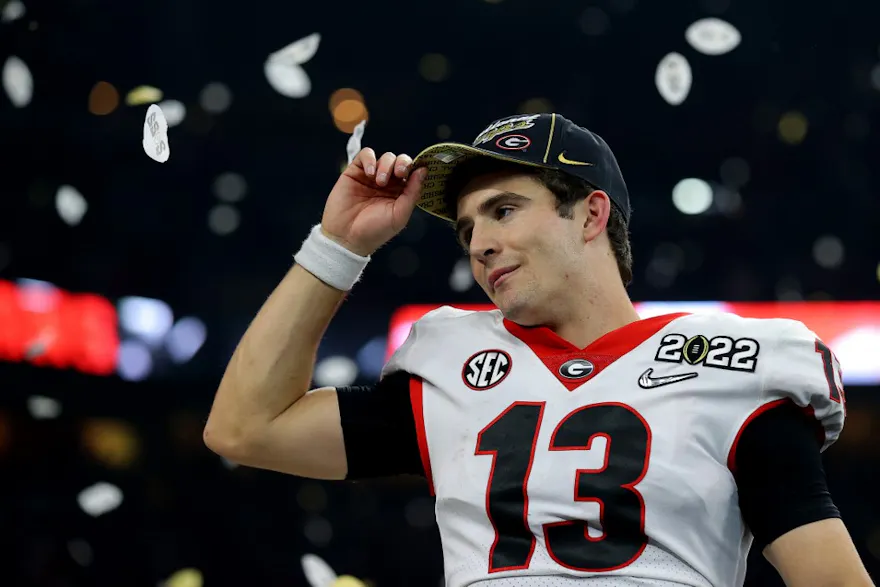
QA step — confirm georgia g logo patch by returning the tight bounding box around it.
[462,349,512,390]
[495,134,531,150]
[559,358,594,380]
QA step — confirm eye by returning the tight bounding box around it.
[495,205,515,219]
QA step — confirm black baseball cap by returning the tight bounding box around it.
[411,113,631,224]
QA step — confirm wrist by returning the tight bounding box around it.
[319,227,374,257]
[294,225,370,291]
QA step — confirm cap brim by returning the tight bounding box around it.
[411,142,553,222]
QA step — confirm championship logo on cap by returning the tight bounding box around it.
[473,114,541,146]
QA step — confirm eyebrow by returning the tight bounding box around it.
[454,191,530,247]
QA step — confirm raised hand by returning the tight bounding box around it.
[320,148,428,256]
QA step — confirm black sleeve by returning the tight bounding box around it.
[733,400,840,550]
[335,370,424,480]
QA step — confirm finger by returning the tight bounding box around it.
[375,152,398,186]
[354,147,377,177]
[392,167,427,231]
[399,166,427,207]
[393,154,413,179]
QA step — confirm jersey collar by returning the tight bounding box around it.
[502,312,690,390]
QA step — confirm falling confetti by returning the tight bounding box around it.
[655,52,692,106]
[268,33,321,65]
[3,55,33,107]
[346,120,367,164]
[301,554,337,587]
[77,482,123,517]
[265,33,321,99]
[157,99,186,127]
[125,85,163,106]
[1,0,26,23]
[332,578,367,587]
[685,18,741,56]
[142,104,170,163]
[265,61,311,98]
[55,184,88,226]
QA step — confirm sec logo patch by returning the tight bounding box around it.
[463,349,512,390]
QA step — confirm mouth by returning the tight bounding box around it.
[488,266,519,292]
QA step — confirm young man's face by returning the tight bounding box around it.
[455,171,590,324]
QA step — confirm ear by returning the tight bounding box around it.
[581,190,612,243]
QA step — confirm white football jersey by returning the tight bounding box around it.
[381,308,846,587]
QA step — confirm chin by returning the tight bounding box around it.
[495,291,540,325]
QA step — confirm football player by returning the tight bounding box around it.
[204,113,873,587]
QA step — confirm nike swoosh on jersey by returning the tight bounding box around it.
[557,152,595,166]
[638,368,698,389]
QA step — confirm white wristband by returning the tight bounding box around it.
[294,224,370,291]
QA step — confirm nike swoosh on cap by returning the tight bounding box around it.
[557,152,595,166]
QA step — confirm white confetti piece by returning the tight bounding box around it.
[264,60,311,98]
[1,0,26,23]
[142,104,170,163]
[56,184,88,226]
[268,33,321,65]
[157,99,186,127]
[346,120,366,164]
[685,18,741,56]
[3,55,32,107]
[264,33,320,99]
[126,85,163,106]
[301,554,337,587]
[77,482,123,517]
[655,52,692,106]
[27,395,62,419]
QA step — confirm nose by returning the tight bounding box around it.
[468,223,500,262]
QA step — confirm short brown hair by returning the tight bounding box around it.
[444,157,634,287]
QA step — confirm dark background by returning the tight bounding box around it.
[1,0,878,585]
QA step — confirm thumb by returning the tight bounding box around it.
[401,166,428,204]
[392,167,428,225]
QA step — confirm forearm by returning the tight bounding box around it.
[204,263,346,446]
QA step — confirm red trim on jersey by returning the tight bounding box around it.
[502,312,689,390]
[409,375,435,495]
